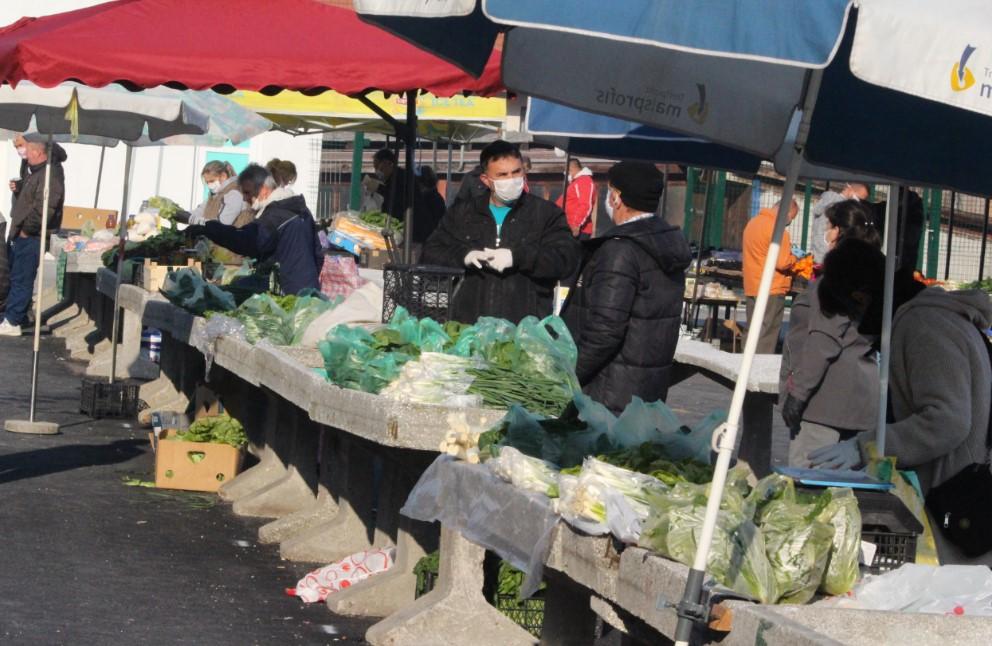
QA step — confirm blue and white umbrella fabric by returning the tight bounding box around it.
[525,97,762,174]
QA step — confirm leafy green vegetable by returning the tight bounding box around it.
[103,226,186,267]
[359,211,404,234]
[147,196,182,222]
[173,414,247,448]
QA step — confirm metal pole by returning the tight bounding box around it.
[661,166,669,220]
[673,69,824,646]
[445,140,454,204]
[154,146,164,196]
[110,144,134,384]
[348,132,365,211]
[688,170,714,333]
[403,90,417,263]
[876,186,901,456]
[980,198,990,282]
[27,134,54,423]
[944,192,956,281]
[93,146,106,208]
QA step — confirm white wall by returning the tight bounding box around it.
[0,1,323,220]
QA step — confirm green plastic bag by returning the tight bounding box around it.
[758,498,834,604]
[161,268,236,315]
[815,488,862,596]
[319,324,413,393]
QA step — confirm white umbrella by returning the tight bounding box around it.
[0,82,263,433]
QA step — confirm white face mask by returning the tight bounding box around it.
[206,180,222,193]
[15,146,26,159]
[604,190,618,221]
[491,176,524,204]
[251,197,262,211]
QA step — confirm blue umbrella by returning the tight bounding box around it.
[526,97,763,174]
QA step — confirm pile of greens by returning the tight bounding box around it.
[102,226,186,267]
[211,291,337,346]
[172,414,247,448]
[359,211,404,235]
[147,196,182,222]
[961,278,992,293]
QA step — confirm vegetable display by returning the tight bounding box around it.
[147,196,182,222]
[211,291,337,346]
[172,414,247,448]
[358,211,404,235]
[102,226,186,267]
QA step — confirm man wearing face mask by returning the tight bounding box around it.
[562,162,692,413]
[183,164,322,295]
[422,140,580,324]
[810,182,868,263]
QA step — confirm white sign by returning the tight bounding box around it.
[354,0,475,17]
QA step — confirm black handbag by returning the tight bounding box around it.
[925,326,992,558]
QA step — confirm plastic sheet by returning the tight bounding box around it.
[486,447,559,498]
[816,564,992,616]
[301,282,383,348]
[401,455,558,598]
[192,314,246,377]
[290,547,396,603]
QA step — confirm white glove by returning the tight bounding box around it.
[484,247,513,273]
[807,437,863,471]
[464,249,488,269]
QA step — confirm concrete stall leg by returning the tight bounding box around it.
[279,433,377,563]
[217,389,290,502]
[366,527,537,646]
[86,305,159,379]
[139,333,189,412]
[258,426,339,545]
[539,571,599,645]
[231,397,317,519]
[739,392,775,477]
[326,448,438,617]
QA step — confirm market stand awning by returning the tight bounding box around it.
[232,89,505,142]
[0,0,503,98]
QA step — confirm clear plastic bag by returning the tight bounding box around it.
[758,498,833,604]
[486,447,559,498]
[816,488,862,596]
[380,352,482,407]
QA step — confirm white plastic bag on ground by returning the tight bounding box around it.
[301,281,384,347]
[816,563,992,616]
[289,547,396,603]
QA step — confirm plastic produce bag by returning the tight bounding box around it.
[288,291,337,345]
[758,498,833,604]
[639,502,778,604]
[160,268,236,315]
[319,324,412,393]
[486,447,559,497]
[289,547,396,603]
[319,254,365,300]
[301,282,383,348]
[816,488,862,596]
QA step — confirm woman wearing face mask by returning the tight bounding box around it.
[779,199,884,467]
[185,161,255,227]
[422,140,580,324]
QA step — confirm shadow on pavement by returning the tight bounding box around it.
[0,438,145,484]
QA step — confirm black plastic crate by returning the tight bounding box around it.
[862,528,918,574]
[80,377,141,419]
[494,593,545,638]
[382,264,464,323]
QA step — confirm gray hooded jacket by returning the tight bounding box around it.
[857,288,992,494]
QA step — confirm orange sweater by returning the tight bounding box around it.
[742,207,797,296]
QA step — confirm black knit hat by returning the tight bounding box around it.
[607,161,664,213]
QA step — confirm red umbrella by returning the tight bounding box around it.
[0,0,503,97]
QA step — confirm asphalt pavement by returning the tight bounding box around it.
[0,336,374,646]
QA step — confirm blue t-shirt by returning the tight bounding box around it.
[489,204,512,235]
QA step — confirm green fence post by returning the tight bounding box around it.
[868,184,876,201]
[683,167,697,241]
[706,170,726,248]
[801,182,813,250]
[348,132,365,211]
[926,188,943,279]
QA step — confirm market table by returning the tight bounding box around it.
[682,294,740,343]
[672,338,780,476]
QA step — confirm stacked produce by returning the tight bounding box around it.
[328,211,394,251]
[452,396,862,605]
[208,291,339,346]
[102,226,186,267]
[318,308,579,416]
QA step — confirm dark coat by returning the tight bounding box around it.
[204,195,323,295]
[412,187,446,244]
[10,145,67,237]
[563,216,692,414]
[422,190,580,324]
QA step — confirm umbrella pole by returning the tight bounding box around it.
[876,186,901,456]
[109,144,134,384]
[93,146,106,208]
[6,134,59,435]
[687,170,713,333]
[403,90,417,264]
[673,70,823,646]
[445,140,453,204]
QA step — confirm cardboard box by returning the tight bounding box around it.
[141,258,196,291]
[152,430,243,492]
[61,206,118,232]
[360,248,394,270]
[327,229,366,256]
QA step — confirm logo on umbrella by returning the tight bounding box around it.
[951,45,977,92]
[688,84,709,124]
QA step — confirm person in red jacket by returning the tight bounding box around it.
[556,158,598,239]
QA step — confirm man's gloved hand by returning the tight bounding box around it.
[484,247,513,273]
[464,249,488,269]
[184,224,208,239]
[807,437,862,471]
[781,393,807,439]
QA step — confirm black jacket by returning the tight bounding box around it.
[204,195,322,295]
[10,145,67,238]
[422,190,580,324]
[563,217,692,414]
